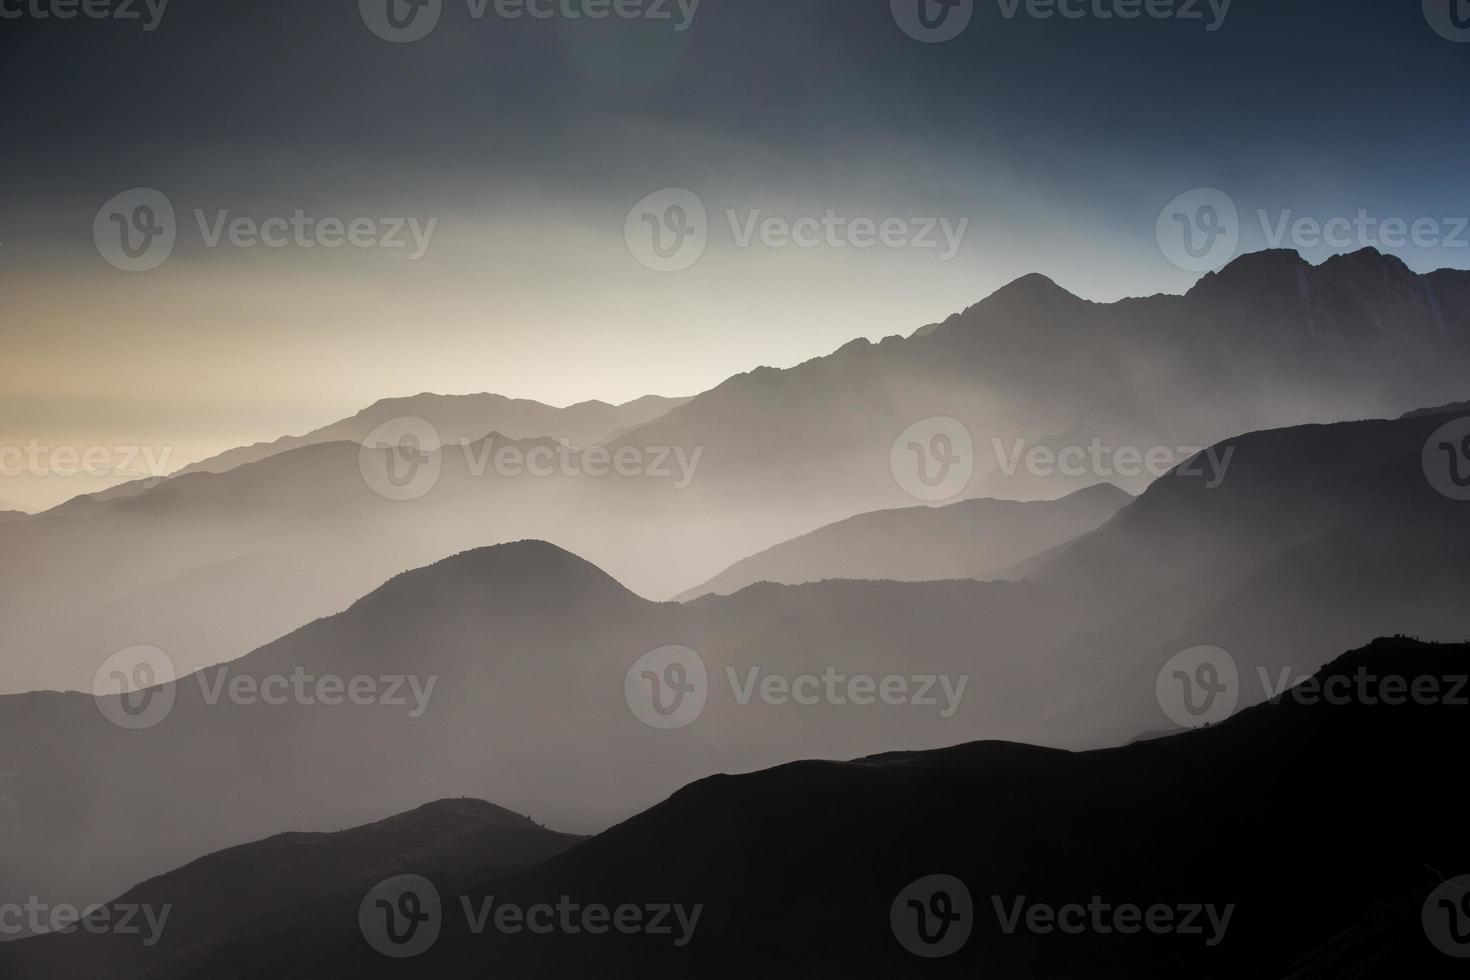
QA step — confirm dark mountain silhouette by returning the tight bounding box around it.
[1013,404,1470,742]
[0,510,27,525]
[680,482,1130,600]
[6,639,1465,979]
[1403,400,1470,419]
[0,799,580,970]
[4,250,1467,692]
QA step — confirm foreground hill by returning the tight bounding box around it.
[0,798,580,971]
[6,639,1466,978]
[680,483,1130,599]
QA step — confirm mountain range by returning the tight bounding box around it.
[2,403,1467,924]
[3,248,1468,694]
[171,394,690,479]
[5,638,1465,978]
[680,482,1130,599]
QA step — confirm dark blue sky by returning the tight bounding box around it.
[2,0,1468,510]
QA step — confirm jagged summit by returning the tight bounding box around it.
[979,271,1085,308]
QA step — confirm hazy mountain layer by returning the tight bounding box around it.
[680,482,1130,599]
[2,406,1468,915]
[6,639,1464,979]
[3,249,1466,693]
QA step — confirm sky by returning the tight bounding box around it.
[2,0,1469,510]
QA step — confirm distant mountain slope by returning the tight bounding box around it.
[0,541,1086,918]
[0,799,580,974]
[0,510,27,524]
[680,483,1130,600]
[8,639,1465,979]
[171,392,690,479]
